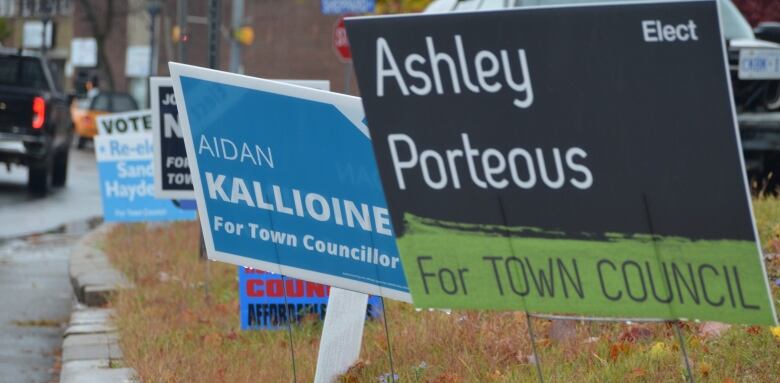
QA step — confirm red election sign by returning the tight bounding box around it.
[333,16,351,63]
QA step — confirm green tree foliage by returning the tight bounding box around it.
[0,18,12,45]
[375,0,435,14]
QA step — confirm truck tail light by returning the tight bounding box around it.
[32,96,45,129]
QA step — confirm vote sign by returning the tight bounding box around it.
[239,267,382,330]
[170,64,410,301]
[346,1,777,324]
[94,110,196,222]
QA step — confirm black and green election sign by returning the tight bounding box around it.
[346,0,778,325]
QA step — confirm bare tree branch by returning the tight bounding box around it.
[76,0,116,91]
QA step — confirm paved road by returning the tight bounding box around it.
[0,233,78,383]
[0,147,102,239]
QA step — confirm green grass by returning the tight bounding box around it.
[102,197,780,382]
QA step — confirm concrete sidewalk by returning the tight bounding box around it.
[61,223,137,383]
[59,306,135,383]
[0,234,76,383]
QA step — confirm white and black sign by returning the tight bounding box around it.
[151,77,192,199]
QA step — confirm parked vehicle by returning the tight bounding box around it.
[72,91,138,149]
[425,0,780,192]
[0,48,73,195]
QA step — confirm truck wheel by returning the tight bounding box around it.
[28,162,51,196]
[52,147,69,187]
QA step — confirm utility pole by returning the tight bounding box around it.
[147,0,162,108]
[177,0,187,63]
[40,0,51,56]
[147,0,162,77]
[228,0,243,73]
[207,0,220,70]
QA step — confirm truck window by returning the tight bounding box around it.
[110,95,137,112]
[90,93,111,111]
[0,56,49,90]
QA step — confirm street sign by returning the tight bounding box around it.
[151,77,331,200]
[333,17,351,63]
[94,110,196,222]
[71,38,98,67]
[347,1,778,325]
[22,21,52,49]
[125,46,151,78]
[239,267,381,330]
[169,63,410,302]
[321,0,374,15]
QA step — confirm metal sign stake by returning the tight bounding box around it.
[525,312,545,383]
[673,321,695,383]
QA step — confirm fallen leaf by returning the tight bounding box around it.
[619,324,654,342]
[488,370,503,380]
[180,309,196,324]
[649,342,670,359]
[770,326,780,341]
[432,372,460,383]
[225,330,238,341]
[202,332,222,347]
[627,367,646,379]
[699,361,712,377]
[609,342,631,361]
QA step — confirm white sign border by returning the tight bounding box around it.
[169,62,412,303]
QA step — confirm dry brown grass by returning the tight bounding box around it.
[104,219,780,382]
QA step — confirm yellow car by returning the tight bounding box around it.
[72,92,138,148]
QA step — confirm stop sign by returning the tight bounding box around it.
[333,17,351,63]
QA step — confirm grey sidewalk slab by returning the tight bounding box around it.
[60,359,136,383]
[70,309,115,326]
[65,323,117,336]
[62,342,123,362]
[63,333,119,348]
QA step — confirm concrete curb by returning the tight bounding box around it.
[68,223,133,306]
[62,223,138,383]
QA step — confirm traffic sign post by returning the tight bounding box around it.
[333,17,352,63]
[333,17,354,94]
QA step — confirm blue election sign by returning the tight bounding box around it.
[321,0,374,15]
[94,110,196,222]
[239,267,382,330]
[170,63,410,302]
[174,199,198,210]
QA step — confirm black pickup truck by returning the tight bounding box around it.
[0,49,72,195]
